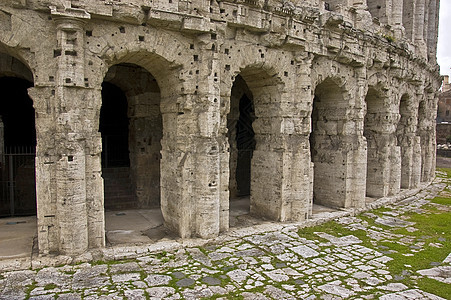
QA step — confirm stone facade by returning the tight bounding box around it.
[437,76,451,124]
[0,0,441,256]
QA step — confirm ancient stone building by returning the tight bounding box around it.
[436,76,451,144]
[437,76,451,123]
[0,0,441,256]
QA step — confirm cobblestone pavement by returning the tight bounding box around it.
[1,173,450,299]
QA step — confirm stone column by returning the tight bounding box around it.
[414,0,427,57]
[427,0,439,63]
[389,138,401,195]
[398,103,419,189]
[418,92,438,182]
[160,35,221,238]
[33,8,103,255]
[402,0,416,41]
[392,0,403,25]
[399,133,416,188]
[193,40,221,238]
[28,86,59,255]
[411,136,422,187]
[392,0,405,38]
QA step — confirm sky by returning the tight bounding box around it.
[438,1,451,77]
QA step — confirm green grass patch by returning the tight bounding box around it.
[24,280,37,299]
[375,201,451,296]
[431,196,451,206]
[44,283,57,290]
[298,220,374,249]
[416,277,451,299]
[436,168,451,178]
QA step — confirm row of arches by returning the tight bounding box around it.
[366,0,439,61]
[0,49,436,255]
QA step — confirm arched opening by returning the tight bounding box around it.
[396,94,411,188]
[364,87,388,198]
[228,75,255,224]
[100,82,130,171]
[101,63,165,244]
[0,51,36,259]
[224,66,288,226]
[0,57,36,217]
[310,78,347,208]
[417,99,429,181]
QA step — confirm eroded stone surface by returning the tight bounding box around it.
[0,0,441,257]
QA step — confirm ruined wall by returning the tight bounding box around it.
[0,0,441,256]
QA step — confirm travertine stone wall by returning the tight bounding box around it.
[0,0,441,256]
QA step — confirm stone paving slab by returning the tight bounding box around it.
[0,175,450,299]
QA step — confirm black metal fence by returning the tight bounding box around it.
[0,146,36,217]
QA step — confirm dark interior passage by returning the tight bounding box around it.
[100,82,130,168]
[0,77,36,217]
[228,76,255,199]
[0,78,35,147]
[101,64,163,210]
[100,82,135,210]
[235,94,255,196]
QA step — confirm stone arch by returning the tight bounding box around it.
[396,92,419,189]
[101,64,162,209]
[220,59,306,231]
[0,40,36,79]
[99,50,182,102]
[363,86,388,198]
[310,56,367,209]
[91,50,187,239]
[0,49,36,218]
[417,98,428,181]
[364,83,393,198]
[310,77,352,208]
[0,52,33,82]
[228,65,286,221]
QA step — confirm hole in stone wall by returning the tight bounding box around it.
[64,50,77,56]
